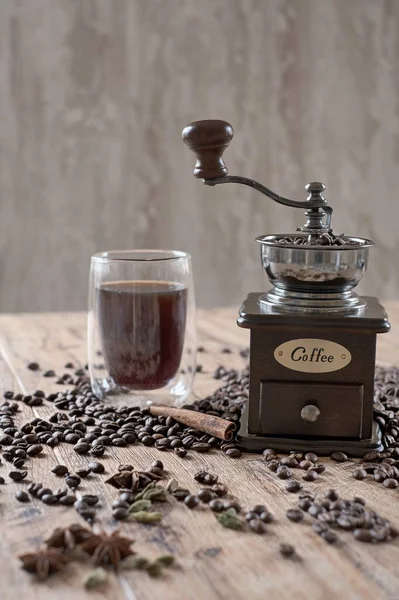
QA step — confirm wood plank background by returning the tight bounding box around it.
[0,303,398,599]
[1,0,399,312]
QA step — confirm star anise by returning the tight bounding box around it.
[79,531,135,570]
[19,548,69,580]
[45,524,92,549]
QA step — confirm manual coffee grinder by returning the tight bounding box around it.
[183,119,390,456]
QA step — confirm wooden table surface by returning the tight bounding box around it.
[0,302,399,600]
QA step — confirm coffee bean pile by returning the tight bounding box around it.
[263,448,326,486]
[286,489,397,544]
[275,233,362,247]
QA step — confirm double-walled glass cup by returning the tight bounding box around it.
[88,250,196,406]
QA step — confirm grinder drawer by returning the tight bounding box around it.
[259,381,363,438]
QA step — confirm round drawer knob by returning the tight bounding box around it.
[301,404,320,423]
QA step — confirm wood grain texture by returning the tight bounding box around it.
[1,0,399,312]
[0,304,398,599]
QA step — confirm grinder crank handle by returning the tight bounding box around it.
[182,119,332,224]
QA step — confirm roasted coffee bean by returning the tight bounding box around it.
[120,491,135,504]
[299,498,312,511]
[302,470,318,482]
[277,466,292,480]
[304,452,318,463]
[174,447,187,457]
[9,470,27,481]
[113,507,129,520]
[353,528,373,542]
[212,484,228,497]
[321,530,338,544]
[3,391,13,399]
[12,457,25,469]
[286,509,304,522]
[353,469,368,480]
[324,489,339,501]
[173,489,190,501]
[112,500,130,510]
[374,472,386,483]
[310,464,326,474]
[91,445,105,457]
[281,457,298,468]
[267,459,280,472]
[259,511,274,523]
[0,477,5,485]
[280,543,295,558]
[262,448,277,461]
[193,442,211,453]
[27,444,43,457]
[51,464,69,477]
[16,491,30,503]
[383,478,398,489]
[0,434,14,446]
[27,362,40,371]
[308,504,323,517]
[331,451,348,462]
[42,494,59,505]
[43,370,56,377]
[59,495,77,506]
[88,461,105,474]
[209,499,225,513]
[74,442,90,454]
[65,475,81,489]
[245,511,259,522]
[14,449,26,459]
[82,494,99,506]
[184,495,199,509]
[249,519,266,534]
[76,468,91,478]
[285,480,302,493]
[197,488,214,503]
[223,499,241,512]
[225,447,241,458]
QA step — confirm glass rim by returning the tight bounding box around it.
[91,249,191,263]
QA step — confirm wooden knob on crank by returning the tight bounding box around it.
[182,120,234,179]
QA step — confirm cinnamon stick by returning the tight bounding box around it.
[148,405,236,441]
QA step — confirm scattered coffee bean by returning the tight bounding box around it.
[9,470,27,482]
[383,478,398,489]
[113,507,129,520]
[212,484,228,497]
[286,509,304,522]
[88,461,105,474]
[225,448,241,458]
[331,451,348,462]
[285,480,302,493]
[304,452,318,463]
[76,468,91,478]
[65,475,81,489]
[51,464,69,476]
[353,528,373,543]
[0,477,5,485]
[209,498,225,512]
[59,495,76,506]
[353,469,367,480]
[27,362,40,371]
[277,466,292,480]
[27,444,43,457]
[302,470,318,482]
[12,457,25,469]
[280,543,295,558]
[184,494,199,509]
[43,370,56,377]
[198,488,214,503]
[42,494,59,505]
[174,447,187,457]
[249,519,266,534]
[15,491,30,503]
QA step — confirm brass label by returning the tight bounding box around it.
[274,339,352,373]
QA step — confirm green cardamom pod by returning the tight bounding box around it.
[143,488,168,502]
[123,556,151,570]
[129,499,152,513]
[131,511,163,524]
[134,482,157,501]
[216,510,245,531]
[155,554,175,567]
[146,562,163,578]
[83,567,108,589]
